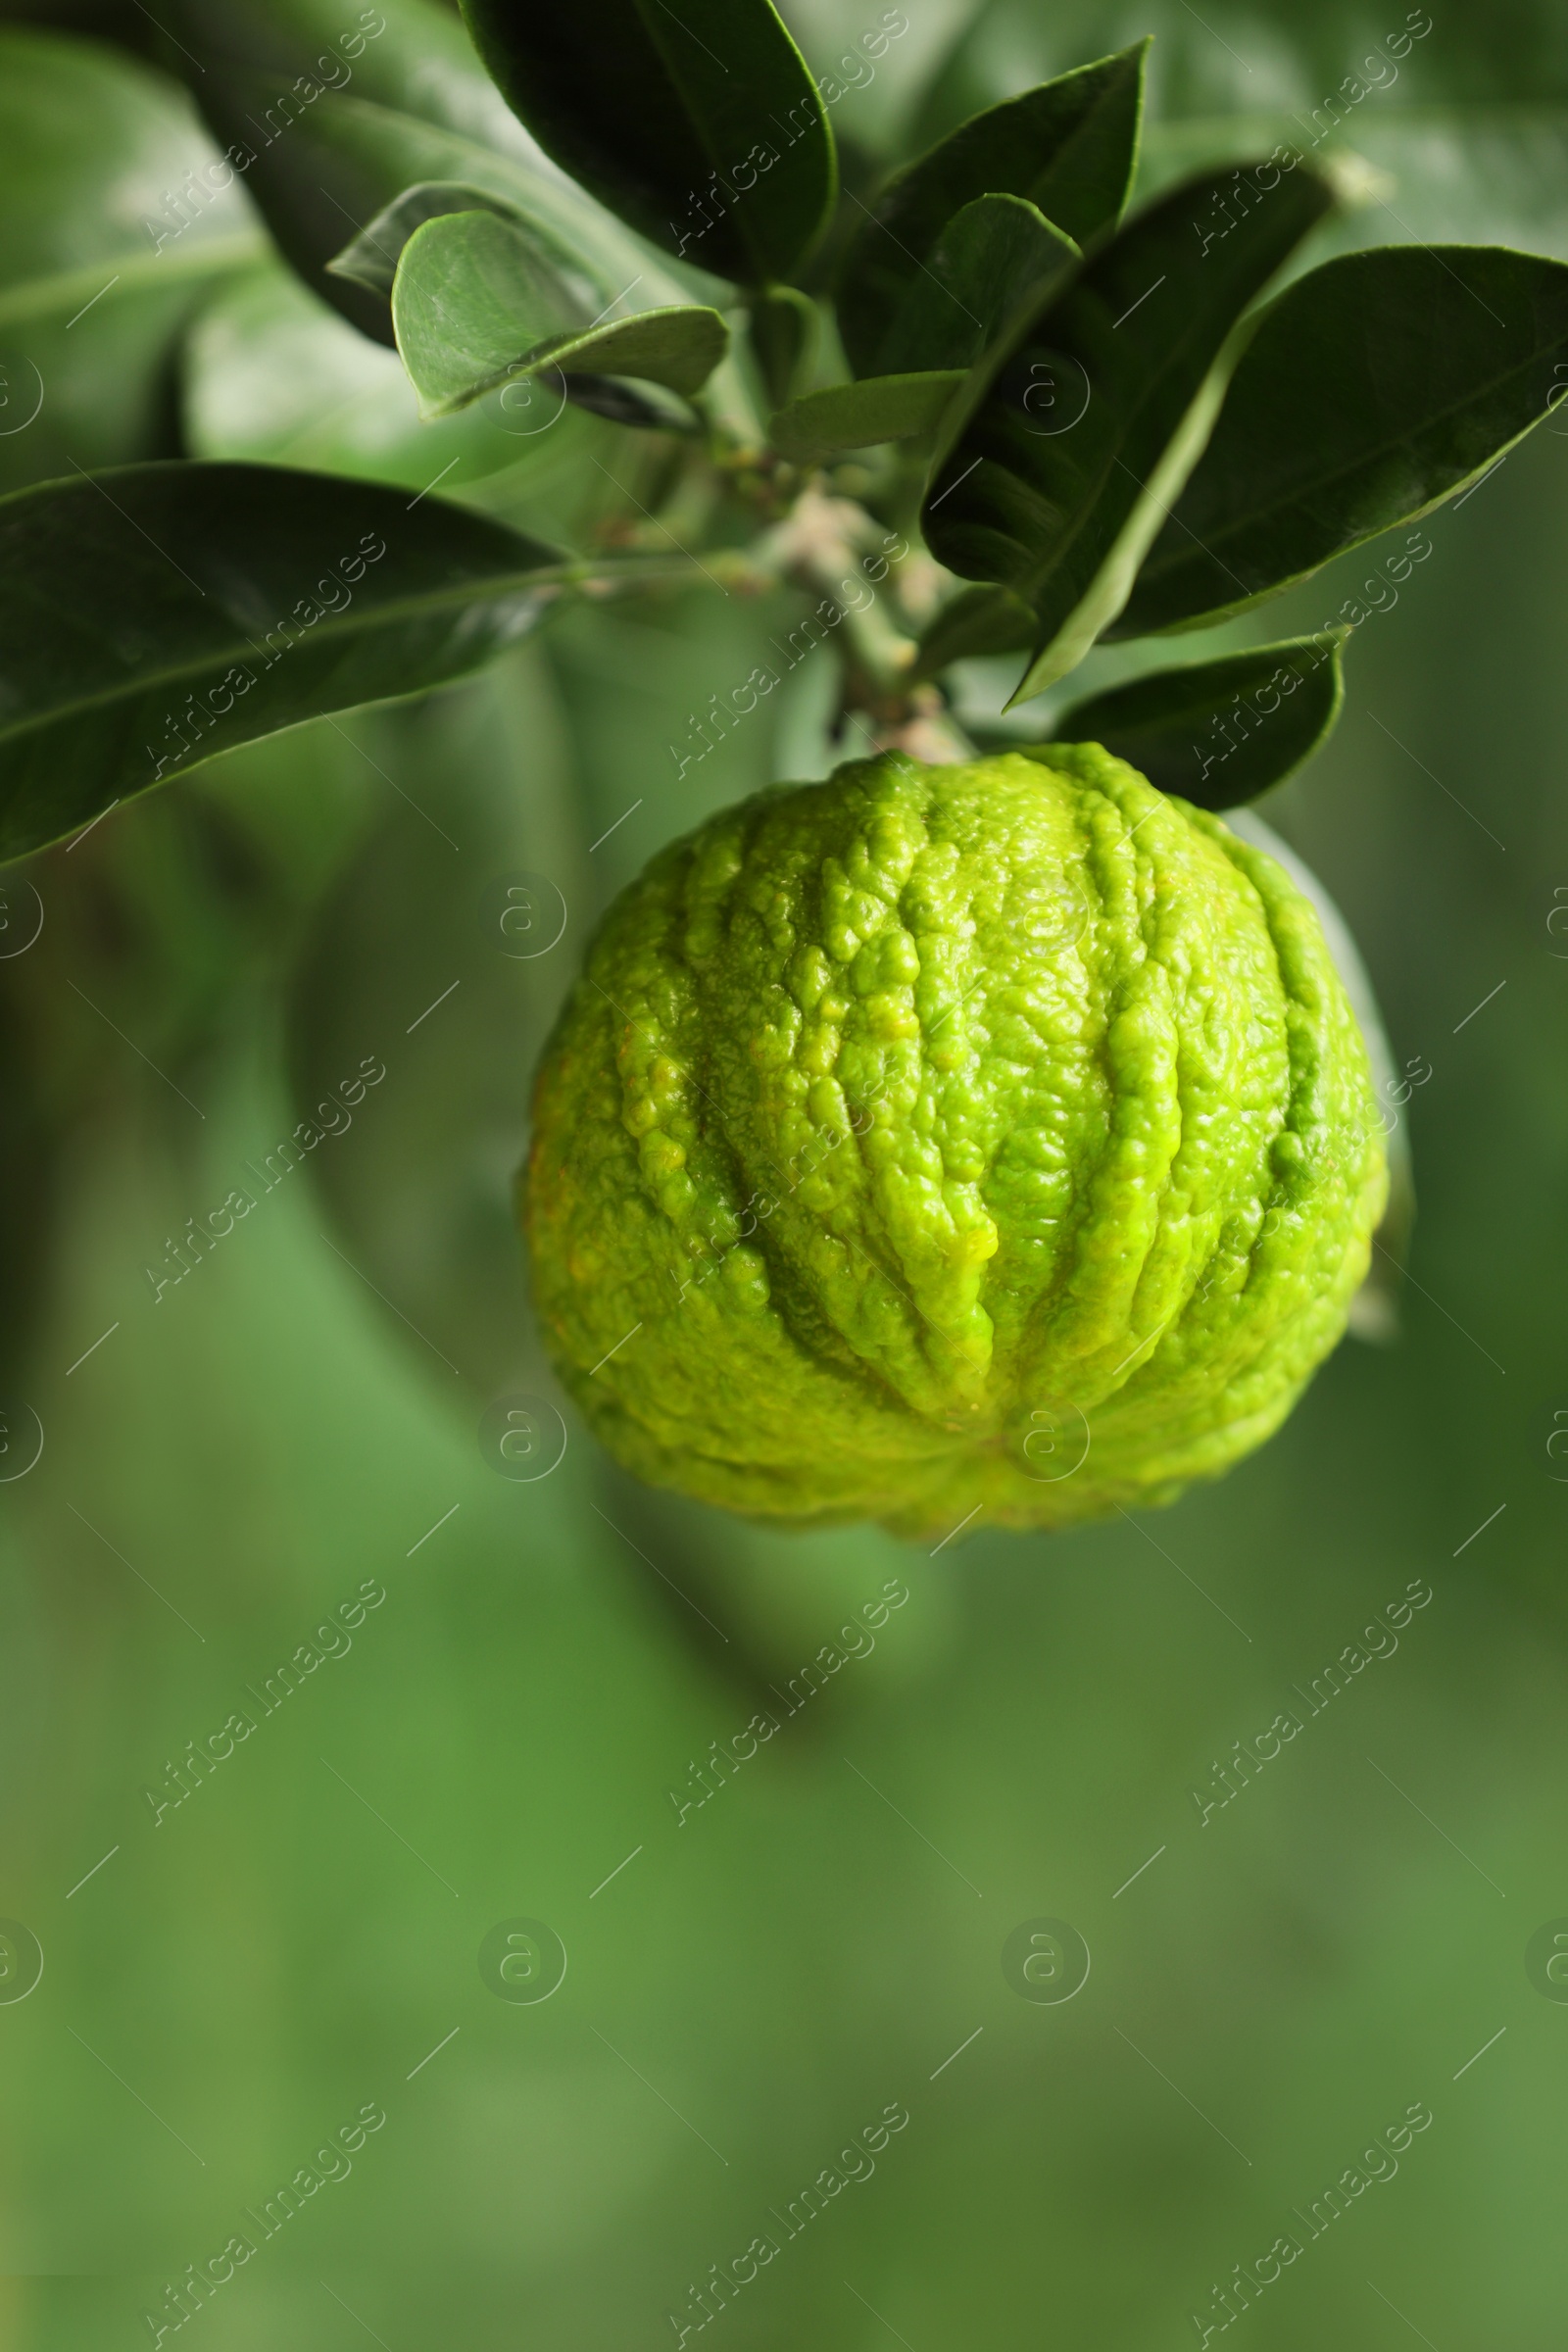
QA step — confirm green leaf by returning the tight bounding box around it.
[1052,631,1348,808]
[158,0,530,339]
[911,582,1037,677]
[921,161,1336,705]
[326,179,539,298]
[838,46,1147,377]
[0,31,264,494]
[877,196,1080,375]
[769,371,964,466]
[391,210,728,419]
[166,0,541,143]
[182,260,609,504]
[0,461,580,863]
[318,98,704,314]
[1113,244,1568,636]
[907,0,1552,155]
[159,1,697,342]
[183,264,707,552]
[458,0,836,284]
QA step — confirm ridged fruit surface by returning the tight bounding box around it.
[524,747,1386,1537]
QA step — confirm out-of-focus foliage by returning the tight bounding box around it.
[0,30,262,491]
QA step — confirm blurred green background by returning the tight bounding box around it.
[3,1,1568,2345]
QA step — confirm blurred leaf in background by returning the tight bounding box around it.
[0,30,263,490]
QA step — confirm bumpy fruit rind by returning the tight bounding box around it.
[523,748,1387,1539]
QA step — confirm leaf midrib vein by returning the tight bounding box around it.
[1139,332,1566,590]
[0,560,597,741]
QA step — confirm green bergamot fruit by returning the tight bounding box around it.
[523,746,1387,1538]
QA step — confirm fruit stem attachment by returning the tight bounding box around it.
[758,486,974,763]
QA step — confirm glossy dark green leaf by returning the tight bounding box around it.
[769,370,964,466]
[0,31,264,493]
[392,211,728,419]
[0,462,581,863]
[1114,244,1568,636]
[1052,630,1348,808]
[922,161,1335,705]
[326,179,534,297]
[459,0,835,284]
[911,582,1037,678]
[159,0,687,342]
[877,196,1080,375]
[838,45,1147,377]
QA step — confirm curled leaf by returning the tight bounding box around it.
[326,179,546,298]
[392,210,728,418]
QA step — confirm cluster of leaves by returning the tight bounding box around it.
[3,0,1568,863]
